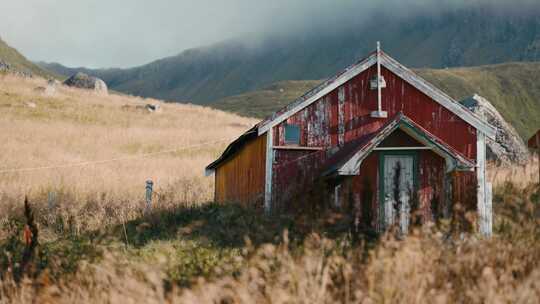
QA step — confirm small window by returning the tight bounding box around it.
[284,124,300,145]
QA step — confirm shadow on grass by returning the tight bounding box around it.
[117,202,357,249]
[1,202,364,285]
[0,221,103,282]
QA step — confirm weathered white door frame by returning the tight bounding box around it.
[477,131,492,236]
[378,151,418,233]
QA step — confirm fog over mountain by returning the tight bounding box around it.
[3,0,540,68]
[35,0,540,105]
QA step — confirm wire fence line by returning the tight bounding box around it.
[0,138,234,174]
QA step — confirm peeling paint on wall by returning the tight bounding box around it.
[338,86,345,147]
[271,65,478,219]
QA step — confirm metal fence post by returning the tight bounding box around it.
[48,191,56,211]
[145,179,153,211]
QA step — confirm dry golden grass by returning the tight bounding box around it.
[488,156,539,188]
[3,180,539,304]
[0,75,255,197]
[1,74,539,304]
[0,74,256,236]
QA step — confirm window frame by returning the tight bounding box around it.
[284,123,301,145]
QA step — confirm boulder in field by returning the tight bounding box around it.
[460,94,529,164]
[48,79,61,86]
[63,72,108,94]
[34,79,58,96]
[145,103,161,113]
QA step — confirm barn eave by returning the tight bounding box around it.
[323,113,476,178]
[257,51,496,140]
[205,125,259,176]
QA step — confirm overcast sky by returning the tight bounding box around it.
[1,0,537,68]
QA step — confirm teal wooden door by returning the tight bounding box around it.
[380,152,417,233]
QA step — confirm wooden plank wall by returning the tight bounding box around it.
[215,134,267,206]
[273,65,477,159]
[270,65,478,209]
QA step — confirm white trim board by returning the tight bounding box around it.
[381,55,496,139]
[336,115,476,176]
[373,147,432,151]
[264,130,273,213]
[273,146,324,151]
[476,132,492,236]
[257,51,496,140]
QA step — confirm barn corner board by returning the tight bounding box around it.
[206,44,495,235]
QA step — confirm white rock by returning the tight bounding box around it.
[460,94,529,164]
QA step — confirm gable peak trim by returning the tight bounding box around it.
[257,50,495,140]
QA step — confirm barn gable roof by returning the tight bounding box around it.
[206,48,495,173]
[257,50,496,139]
[322,113,476,177]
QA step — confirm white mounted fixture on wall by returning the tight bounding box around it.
[371,41,388,118]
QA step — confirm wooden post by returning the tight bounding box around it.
[47,191,56,210]
[476,131,490,236]
[145,179,153,211]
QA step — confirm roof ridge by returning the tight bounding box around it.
[380,52,490,129]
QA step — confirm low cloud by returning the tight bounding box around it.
[1,0,538,68]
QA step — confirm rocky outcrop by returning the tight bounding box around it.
[460,94,529,164]
[0,60,9,72]
[0,60,33,77]
[63,72,108,94]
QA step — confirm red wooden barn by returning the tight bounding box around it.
[206,44,496,235]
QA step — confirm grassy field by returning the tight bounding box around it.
[212,62,540,140]
[0,75,539,303]
[0,74,256,235]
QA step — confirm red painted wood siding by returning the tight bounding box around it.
[417,150,446,221]
[274,65,476,158]
[272,65,477,210]
[346,149,447,229]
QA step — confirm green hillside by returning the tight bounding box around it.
[211,62,540,140]
[417,63,540,140]
[212,80,322,119]
[0,37,54,78]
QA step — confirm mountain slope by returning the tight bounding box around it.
[211,80,322,119]
[212,62,540,140]
[40,5,540,105]
[0,37,55,78]
[418,63,540,140]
